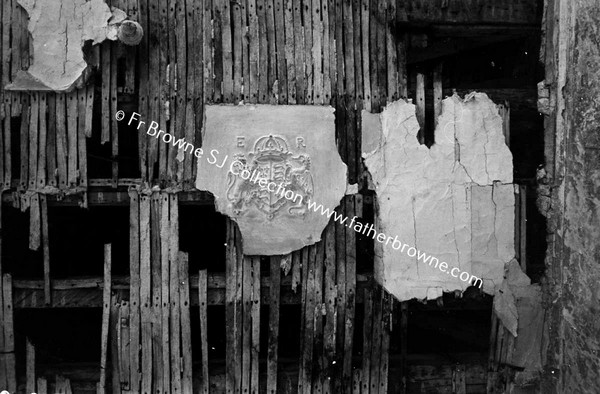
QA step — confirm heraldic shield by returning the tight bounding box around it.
[226,135,314,220]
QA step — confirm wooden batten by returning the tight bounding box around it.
[199,269,209,394]
[27,335,37,393]
[128,190,141,393]
[179,252,193,394]
[267,256,281,393]
[98,244,111,394]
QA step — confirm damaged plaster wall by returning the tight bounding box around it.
[196,105,347,256]
[363,93,515,301]
[5,0,127,91]
[540,0,600,391]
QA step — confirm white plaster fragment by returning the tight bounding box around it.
[363,93,515,301]
[196,105,347,256]
[5,0,129,92]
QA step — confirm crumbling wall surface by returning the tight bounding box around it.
[196,105,347,256]
[541,0,600,391]
[6,0,126,91]
[363,93,515,301]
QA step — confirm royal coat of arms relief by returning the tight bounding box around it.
[226,135,314,220]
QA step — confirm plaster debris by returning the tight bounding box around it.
[196,105,347,256]
[363,93,515,301]
[5,0,129,92]
[493,259,542,371]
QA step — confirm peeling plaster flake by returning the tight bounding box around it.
[5,0,126,92]
[196,105,347,256]
[362,93,515,301]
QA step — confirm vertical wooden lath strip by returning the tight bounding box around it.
[160,193,171,394]
[342,195,356,391]
[234,225,244,393]
[386,0,398,101]
[241,255,252,393]
[282,0,295,104]
[249,0,260,104]
[98,244,112,394]
[361,287,373,393]
[193,0,204,182]
[225,219,236,394]
[369,287,382,393]
[265,0,277,104]
[37,94,47,188]
[119,300,131,390]
[40,194,50,305]
[312,240,325,394]
[304,0,314,103]
[158,0,168,185]
[203,0,214,103]
[0,189,5,390]
[250,256,261,394]
[257,0,268,103]
[46,94,56,187]
[169,193,182,393]
[66,91,78,187]
[26,337,36,394]
[267,256,280,394]
[399,301,408,394]
[110,292,121,393]
[322,0,332,103]
[78,89,88,188]
[11,0,21,117]
[140,195,153,394]
[334,0,344,97]
[2,274,15,392]
[221,0,233,103]
[175,0,187,183]
[343,0,355,99]
[28,93,39,189]
[179,251,193,394]
[334,199,346,392]
[292,0,305,103]
[312,0,324,105]
[166,0,177,183]
[198,269,210,394]
[150,193,164,393]
[232,0,243,102]
[138,0,149,182]
[19,96,29,189]
[101,42,111,145]
[323,220,336,394]
[379,291,391,393]
[128,190,141,393]
[184,0,196,186]
[416,72,425,143]
[433,62,443,126]
[352,0,362,102]
[55,94,67,189]
[148,0,161,183]
[28,193,41,251]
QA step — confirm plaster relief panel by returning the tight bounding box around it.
[196,105,347,256]
[363,93,515,301]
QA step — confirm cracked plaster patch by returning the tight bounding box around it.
[196,105,347,256]
[363,93,515,301]
[5,0,128,91]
